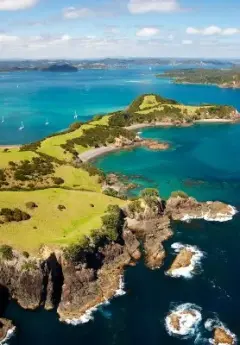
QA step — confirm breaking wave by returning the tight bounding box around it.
[181,206,237,223]
[166,243,205,279]
[165,303,202,339]
[0,327,16,345]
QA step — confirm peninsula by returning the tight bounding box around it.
[0,93,238,341]
[156,68,240,89]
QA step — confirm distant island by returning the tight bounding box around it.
[156,68,240,89]
[42,63,78,72]
[0,93,238,341]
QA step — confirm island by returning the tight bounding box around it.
[156,68,240,89]
[0,93,238,340]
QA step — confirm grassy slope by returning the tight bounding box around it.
[0,148,38,169]
[37,115,110,161]
[0,189,124,253]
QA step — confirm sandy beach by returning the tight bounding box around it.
[79,145,119,162]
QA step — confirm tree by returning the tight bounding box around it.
[0,245,13,260]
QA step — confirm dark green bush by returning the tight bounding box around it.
[52,177,64,185]
[171,190,188,198]
[0,245,13,260]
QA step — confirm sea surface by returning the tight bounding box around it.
[2,66,240,345]
[1,65,240,144]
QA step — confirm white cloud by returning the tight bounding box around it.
[136,27,160,37]
[0,34,19,42]
[186,26,239,36]
[128,0,179,14]
[182,39,192,45]
[63,7,93,19]
[222,28,239,36]
[0,0,38,10]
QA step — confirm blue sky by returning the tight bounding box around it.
[0,0,239,59]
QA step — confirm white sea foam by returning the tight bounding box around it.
[165,303,202,339]
[204,318,237,345]
[166,243,205,279]
[65,275,126,326]
[0,327,16,345]
[181,206,237,223]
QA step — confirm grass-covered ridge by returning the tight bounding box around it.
[0,93,237,255]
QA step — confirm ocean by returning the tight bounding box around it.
[2,66,240,345]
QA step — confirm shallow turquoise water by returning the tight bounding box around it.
[96,123,240,204]
[1,66,240,144]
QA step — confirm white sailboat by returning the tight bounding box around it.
[19,121,24,131]
[45,119,49,126]
[1,116,4,123]
[74,110,78,120]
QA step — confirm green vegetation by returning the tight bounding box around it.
[0,245,13,260]
[0,93,237,258]
[0,189,124,253]
[171,190,189,198]
[63,204,124,263]
[156,68,240,88]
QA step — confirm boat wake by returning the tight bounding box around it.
[65,275,126,326]
[165,303,202,339]
[166,243,205,279]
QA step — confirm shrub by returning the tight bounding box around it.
[52,177,64,185]
[69,122,83,131]
[171,190,188,199]
[58,204,66,211]
[0,245,13,260]
[103,188,119,198]
[128,200,142,214]
[26,202,38,209]
[0,208,31,222]
[21,260,38,271]
[63,236,90,263]
[22,251,30,258]
[0,170,5,181]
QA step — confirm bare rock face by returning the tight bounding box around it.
[123,228,141,260]
[0,318,15,342]
[140,139,170,151]
[166,248,193,275]
[126,216,173,269]
[0,260,43,310]
[166,196,235,221]
[58,243,131,321]
[214,328,235,345]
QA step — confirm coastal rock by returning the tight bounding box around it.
[165,303,202,338]
[126,216,173,269]
[123,228,141,260]
[0,318,15,343]
[214,327,235,345]
[166,196,236,222]
[166,248,193,275]
[140,139,170,150]
[58,243,131,321]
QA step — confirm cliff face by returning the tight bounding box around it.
[0,195,236,325]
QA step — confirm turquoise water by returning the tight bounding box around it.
[2,67,240,345]
[96,123,240,204]
[1,67,240,144]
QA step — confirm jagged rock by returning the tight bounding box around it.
[166,248,193,275]
[0,318,15,342]
[214,328,235,345]
[123,228,141,260]
[166,196,235,221]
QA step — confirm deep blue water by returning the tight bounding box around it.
[2,66,240,345]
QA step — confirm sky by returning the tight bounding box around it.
[0,0,240,59]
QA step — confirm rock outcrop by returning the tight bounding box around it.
[166,196,236,222]
[166,248,193,275]
[0,318,15,343]
[214,327,235,345]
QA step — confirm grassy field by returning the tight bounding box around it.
[37,115,110,161]
[0,189,124,254]
[139,95,160,110]
[54,165,101,192]
[0,148,38,169]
